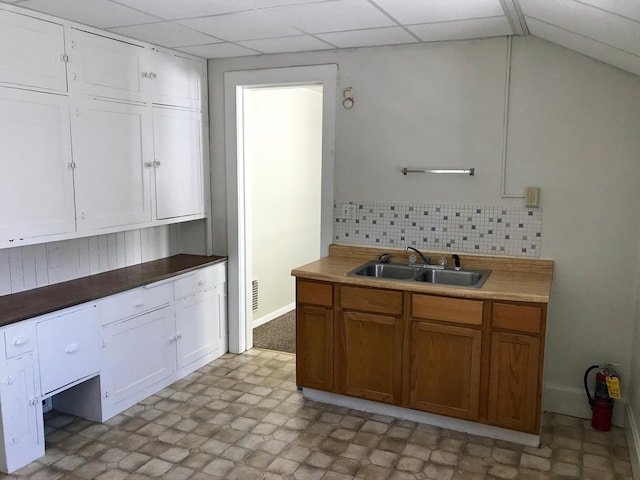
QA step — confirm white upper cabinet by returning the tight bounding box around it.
[0,10,67,93]
[153,107,205,220]
[66,28,148,103]
[0,87,76,243]
[150,50,203,110]
[72,98,153,231]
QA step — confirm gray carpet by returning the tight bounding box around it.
[253,310,296,354]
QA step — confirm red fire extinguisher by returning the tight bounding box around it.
[584,364,620,431]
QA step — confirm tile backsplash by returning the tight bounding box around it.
[334,202,543,257]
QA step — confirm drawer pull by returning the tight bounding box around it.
[134,297,145,307]
[65,343,79,354]
[12,336,28,346]
[198,280,206,286]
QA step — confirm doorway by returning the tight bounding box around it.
[224,65,337,354]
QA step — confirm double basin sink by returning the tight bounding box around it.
[347,261,491,288]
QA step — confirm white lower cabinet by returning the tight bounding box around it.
[101,305,175,415]
[0,354,43,474]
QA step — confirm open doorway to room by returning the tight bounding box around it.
[245,85,323,353]
[224,65,337,355]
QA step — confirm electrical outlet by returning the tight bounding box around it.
[525,187,540,207]
[341,203,356,220]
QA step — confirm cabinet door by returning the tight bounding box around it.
[0,355,44,474]
[0,87,75,243]
[67,28,147,102]
[175,286,225,370]
[36,305,102,395]
[409,321,482,420]
[487,331,541,433]
[102,305,175,408]
[72,97,153,231]
[296,305,333,391]
[152,107,204,219]
[0,10,67,92]
[151,50,203,109]
[341,311,403,404]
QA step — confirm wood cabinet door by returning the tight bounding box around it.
[0,10,67,92]
[0,88,76,243]
[67,28,147,103]
[487,331,541,433]
[409,321,481,420]
[151,50,203,109]
[296,305,333,391]
[152,107,204,220]
[341,311,403,404]
[72,97,153,231]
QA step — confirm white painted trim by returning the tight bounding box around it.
[252,302,295,329]
[304,388,541,447]
[224,65,337,354]
[543,381,625,427]
[626,404,640,480]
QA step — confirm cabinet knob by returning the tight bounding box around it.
[153,160,161,167]
[176,331,182,340]
[29,396,39,406]
[134,297,144,307]
[144,162,154,168]
[65,343,79,354]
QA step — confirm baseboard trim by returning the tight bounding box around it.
[303,388,540,447]
[543,382,625,427]
[626,404,640,480]
[253,303,295,329]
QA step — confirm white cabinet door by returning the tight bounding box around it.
[153,107,204,219]
[102,305,175,409]
[151,50,203,110]
[175,285,225,370]
[0,87,75,243]
[36,305,102,396]
[0,10,67,92]
[0,354,43,474]
[67,28,148,103]
[72,97,153,231]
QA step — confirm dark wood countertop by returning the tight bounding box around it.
[0,254,226,327]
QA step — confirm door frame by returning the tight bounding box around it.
[224,65,337,354]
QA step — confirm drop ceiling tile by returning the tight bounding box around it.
[249,0,325,7]
[18,0,160,28]
[372,0,506,24]
[109,22,219,48]
[237,35,334,54]
[520,0,640,56]
[180,10,301,41]
[408,17,513,42]
[176,42,258,58]
[316,26,418,48]
[113,0,255,20]
[265,0,395,33]
[526,16,640,77]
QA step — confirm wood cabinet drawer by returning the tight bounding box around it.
[174,264,226,300]
[101,282,173,325]
[492,302,543,334]
[412,294,483,326]
[4,323,36,358]
[341,286,402,315]
[297,280,333,307]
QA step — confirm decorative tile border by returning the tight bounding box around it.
[334,202,543,257]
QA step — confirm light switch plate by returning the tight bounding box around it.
[525,187,540,207]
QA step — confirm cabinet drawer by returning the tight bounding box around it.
[492,303,543,334]
[174,264,226,300]
[101,282,173,325]
[297,280,333,307]
[412,294,483,326]
[37,305,101,395]
[4,323,36,358]
[341,286,402,315]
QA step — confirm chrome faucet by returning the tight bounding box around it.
[452,254,461,271]
[406,246,430,265]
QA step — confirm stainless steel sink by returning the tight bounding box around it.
[347,261,491,288]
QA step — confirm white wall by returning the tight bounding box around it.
[0,225,182,295]
[245,86,322,325]
[209,36,640,425]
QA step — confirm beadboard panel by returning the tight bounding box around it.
[0,225,180,296]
